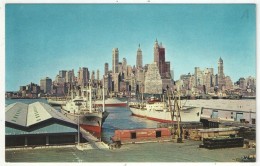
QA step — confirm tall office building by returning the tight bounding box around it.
[59,70,67,78]
[96,69,100,81]
[194,67,203,87]
[170,69,174,81]
[126,65,132,78]
[218,57,225,90]
[153,39,170,78]
[40,77,52,94]
[165,61,171,78]
[122,58,127,72]
[65,70,75,83]
[78,67,89,87]
[91,70,95,81]
[104,63,109,75]
[144,63,162,94]
[112,48,119,73]
[118,62,123,73]
[136,44,143,69]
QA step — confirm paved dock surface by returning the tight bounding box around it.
[6,140,256,162]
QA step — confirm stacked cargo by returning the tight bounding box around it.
[199,136,244,149]
[189,129,201,141]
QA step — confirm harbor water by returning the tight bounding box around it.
[5,99,256,162]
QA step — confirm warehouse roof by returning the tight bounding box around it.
[5,102,76,127]
[6,123,77,136]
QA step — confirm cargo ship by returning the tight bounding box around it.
[61,86,109,138]
[129,96,201,123]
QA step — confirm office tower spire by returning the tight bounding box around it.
[136,44,143,69]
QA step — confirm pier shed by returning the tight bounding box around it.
[5,102,83,147]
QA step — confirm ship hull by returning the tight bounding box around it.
[94,103,127,107]
[60,108,109,138]
[130,107,201,123]
[47,99,67,106]
[94,98,128,107]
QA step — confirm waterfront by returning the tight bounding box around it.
[5,99,256,162]
[5,98,158,144]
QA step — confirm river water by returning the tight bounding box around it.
[5,99,256,162]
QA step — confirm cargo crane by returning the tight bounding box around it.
[166,86,182,143]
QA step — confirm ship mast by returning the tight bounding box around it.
[103,76,105,112]
[89,81,92,113]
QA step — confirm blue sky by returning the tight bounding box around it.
[5,4,256,91]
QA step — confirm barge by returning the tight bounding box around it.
[111,128,173,145]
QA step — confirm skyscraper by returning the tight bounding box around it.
[112,48,119,73]
[91,70,95,81]
[59,70,66,78]
[65,70,75,83]
[144,63,162,94]
[104,63,109,75]
[153,39,170,78]
[77,67,89,87]
[96,69,100,81]
[136,44,143,69]
[122,58,127,76]
[218,57,225,90]
[40,77,52,94]
[122,58,127,70]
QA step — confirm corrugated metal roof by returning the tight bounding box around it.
[5,102,76,127]
[5,102,28,126]
[6,123,77,136]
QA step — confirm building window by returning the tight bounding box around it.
[235,113,243,122]
[131,132,136,139]
[252,118,255,124]
[156,131,161,138]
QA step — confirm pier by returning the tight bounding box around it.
[77,127,109,150]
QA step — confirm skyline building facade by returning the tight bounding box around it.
[104,63,109,75]
[9,39,256,98]
[77,67,89,87]
[65,69,75,84]
[59,70,67,78]
[112,48,119,73]
[97,69,100,81]
[40,77,52,94]
[136,44,143,69]
[153,39,171,79]
[144,63,162,94]
[122,58,127,74]
[218,57,225,90]
[91,70,95,81]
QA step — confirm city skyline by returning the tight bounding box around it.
[5,4,256,91]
